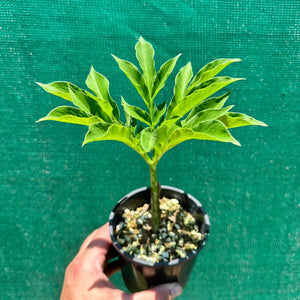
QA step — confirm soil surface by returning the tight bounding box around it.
[115,197,205,263]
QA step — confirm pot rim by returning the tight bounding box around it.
[109,185,210,267]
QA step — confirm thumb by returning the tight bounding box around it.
[131,283,183,300]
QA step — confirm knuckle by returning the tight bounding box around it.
[66,257,83,276]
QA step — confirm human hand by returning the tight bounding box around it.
[60,223,183,300]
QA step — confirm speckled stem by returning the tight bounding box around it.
[150,164,160,233]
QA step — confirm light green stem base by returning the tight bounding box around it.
[150,164,160,233]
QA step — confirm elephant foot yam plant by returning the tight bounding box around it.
[37,37,267,245]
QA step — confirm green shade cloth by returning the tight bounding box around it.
[1,1,299,299]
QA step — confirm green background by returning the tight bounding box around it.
[1,1,299,299]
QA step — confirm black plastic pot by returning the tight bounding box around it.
[109,185,210,292]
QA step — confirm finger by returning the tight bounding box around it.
[78,223,113,268]
[86,222,111,252]
[79,225,119,265]
[78,223,111,253]
[78,227,101,255]
[130,283,183,300]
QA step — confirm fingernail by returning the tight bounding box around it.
[169,283,183,299]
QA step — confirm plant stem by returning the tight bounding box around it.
[149,163,160,233]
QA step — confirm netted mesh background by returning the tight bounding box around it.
[1,1,299,299]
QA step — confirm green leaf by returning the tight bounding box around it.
[185,91,232,123]
[95,98,114,119]
[152,54,181,99]
[167,120,240,150]
[155,124,168,147]
[84,89,115,120]
[85,66,120,120]
[69,85,111,122]
[193,120,240,145]
[37,106,101,125]
[82,122,134,147]
[166,62,193,119]
[36,81,82,101]
[184,106,234,129]
[153,102,167,126]
[121,97,152,126]
[219,112,268,128]
[168,77,244,120]
[140,128,156,152]
[112,55,150,106]
[188,58,241,92]
[168,122,181,136]
[135,37,156,93]
[83,123,124,144]
[124,107,137,130]
[83,122,150,162]
[174,62,193,102]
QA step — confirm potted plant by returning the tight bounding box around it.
[37,37,267,292]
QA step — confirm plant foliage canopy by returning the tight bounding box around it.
[37,37,267,166]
